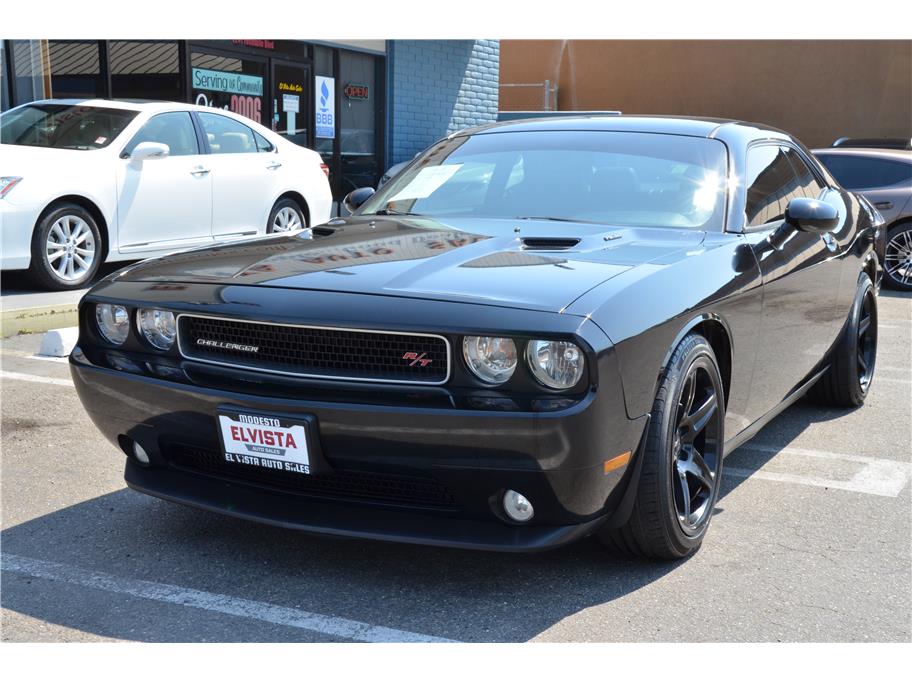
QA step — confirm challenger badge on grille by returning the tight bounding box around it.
[196,338,260,354]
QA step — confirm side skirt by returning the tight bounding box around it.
[722,365,829,458]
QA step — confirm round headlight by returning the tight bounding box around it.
[95,304,129,345]
[137,309,176,350]
[463,336,517,384]
[526,340,585,390]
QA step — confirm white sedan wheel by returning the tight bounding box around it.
[272,206,303,232]
[45,215,97,282]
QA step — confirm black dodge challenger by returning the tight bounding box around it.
[71,116,883,559]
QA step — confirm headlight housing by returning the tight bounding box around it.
[137,309,176,350]
[463,336,517,384]
[95,304,130,345]
[525,339,585,390]
[0,177,23,199]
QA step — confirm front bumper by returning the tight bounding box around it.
[70,290,648,551]
[0,200,41,270]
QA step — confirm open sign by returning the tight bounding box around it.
[344,83,369,100]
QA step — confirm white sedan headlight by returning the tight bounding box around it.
[526,340,585,389]
[137,309,176,350]
[95,304,130,345]
[463,336,517,384]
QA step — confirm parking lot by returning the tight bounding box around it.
[0,289,909,643]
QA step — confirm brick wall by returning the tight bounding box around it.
[387,40,499,165]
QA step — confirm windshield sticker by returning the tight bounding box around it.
[94,137,107,145]
[387,164,463,202]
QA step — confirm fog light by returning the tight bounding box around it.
[503,490,534,523]
[133,442,150,464]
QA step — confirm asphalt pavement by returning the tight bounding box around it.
[1,290,909,642]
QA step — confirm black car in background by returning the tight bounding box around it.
[71,116,882,560]
[814,147,912,290]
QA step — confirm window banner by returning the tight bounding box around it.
[315,75,335,139]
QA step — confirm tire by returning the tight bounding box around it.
[28,202,103,291]
[598,333,725,560]
[810,273,877,407]
[266,198,307,235]
[883,222,912,291]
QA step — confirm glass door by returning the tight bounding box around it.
[270,59,311,148]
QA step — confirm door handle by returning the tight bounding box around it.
[266,162,282,170]
[874,201,893,210]
[190,166,210,176]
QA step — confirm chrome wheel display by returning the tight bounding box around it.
[884,227,912,288]
[45,215,96,282]
[672,361,722,536]
[272,206,303,232]
[857,289,877,392]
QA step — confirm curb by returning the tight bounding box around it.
[1,304,79,338]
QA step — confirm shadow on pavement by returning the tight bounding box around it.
[0,393,864,643]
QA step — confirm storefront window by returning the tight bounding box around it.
[272,61,310,147]
[191,50,266,125]
[1,42,10,111]
[12,40,104,102]
[340,51,379,194]
[110,41,182,101]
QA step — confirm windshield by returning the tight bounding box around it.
[361,130,729,230]
[0,104,138,150]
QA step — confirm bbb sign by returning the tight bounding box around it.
[315,76,335,139]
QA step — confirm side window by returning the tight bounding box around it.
[744,145,804,227]
[783,147,825,199]
[254,131,274,153]
[198,113,257,154]
[816,154,912,190]
[123,112,199,157]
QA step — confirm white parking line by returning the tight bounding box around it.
[727,444,911,497]
[1,553,456,643]
[0,370,74,387]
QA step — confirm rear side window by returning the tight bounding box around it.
[744,145,806,227]
[815,154,912,190]
[123,112,199,157]
[198,112,256,154]
[783,147,825,199]
[254,131,274,152]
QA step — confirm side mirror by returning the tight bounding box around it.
[784,197,839,234]
[130,142,170,163]
[342,187,376,214]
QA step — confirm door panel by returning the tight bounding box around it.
[743,145,843,421]
[197,111,278,239]
[116,112,212,252]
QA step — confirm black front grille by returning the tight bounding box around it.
[178,316,449,384]
[166,445,459,511]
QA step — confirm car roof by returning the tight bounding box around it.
[460,114,791,140]
[812,147,912,162]
[20,98,226,115]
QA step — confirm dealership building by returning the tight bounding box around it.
[0,39,501,200]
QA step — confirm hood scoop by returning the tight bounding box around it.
[520,237,580,250]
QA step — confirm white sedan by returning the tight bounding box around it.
[1,99,332,290]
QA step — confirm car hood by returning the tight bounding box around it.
[113,216,706,313]
[0,143,110,174]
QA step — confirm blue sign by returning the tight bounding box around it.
[192,68,263,96]
[315,76,335,139]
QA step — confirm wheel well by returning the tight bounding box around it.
[276,192,310,227]
[693,319,732,411]
[39,195,110,259]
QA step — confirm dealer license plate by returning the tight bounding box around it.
[217,411,312,475]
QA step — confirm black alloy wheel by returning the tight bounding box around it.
[599,333,725,560]
[856,287,877,394]
[672,361,722,536]
[811,273,878,407]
